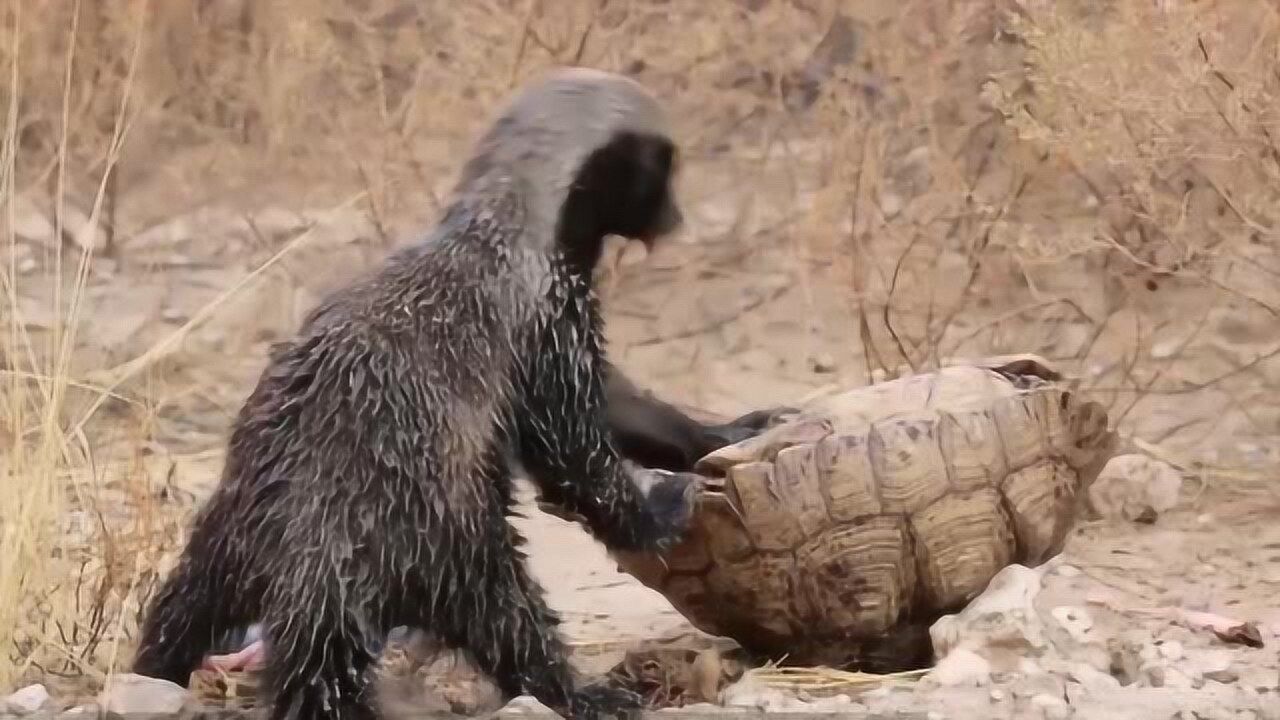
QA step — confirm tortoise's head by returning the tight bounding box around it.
[457,67,683,274]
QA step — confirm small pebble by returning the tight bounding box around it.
[1205,669,1240,684]
[808,353,837,374]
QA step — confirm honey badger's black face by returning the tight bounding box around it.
[556,129,683,272]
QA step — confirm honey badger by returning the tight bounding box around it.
[132,69,768,720]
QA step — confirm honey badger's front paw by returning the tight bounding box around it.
[634,468,699,551]
[704,405,799,446]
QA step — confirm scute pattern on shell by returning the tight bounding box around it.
[612,356,1116,668]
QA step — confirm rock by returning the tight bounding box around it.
[1051,606,1095,644]
[60,704,98,718]
[1204,668,1240,684]
[1012,673,1065,700]
[1032,693,1072,719]
[1054,564,1081,578]
[98,673,189,716]
[718,675,793,710]
[930,565,1048,669]
[1087,454,1182,521]
[1145,665,1195,689]
[498,696,552,715]
[1067,662,1121,693]
[1156,640,1184,661]
[808,352,837,374]
[928,648,991,687]
[6,684,50,715]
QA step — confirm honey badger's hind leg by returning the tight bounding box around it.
[257,560,385,720]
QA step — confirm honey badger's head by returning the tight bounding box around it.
[457,67,683,273]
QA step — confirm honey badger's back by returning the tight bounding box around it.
[224,186,539,545]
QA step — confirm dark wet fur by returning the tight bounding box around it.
[132,108,705,718]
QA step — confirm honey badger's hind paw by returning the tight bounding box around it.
[567,684,643,720]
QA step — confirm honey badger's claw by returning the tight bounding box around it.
[639,469,699,550]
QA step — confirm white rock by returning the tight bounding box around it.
[719,676,792,710]
[1189,648,1234,676]
[60,704,97,718]
[1145,665,1195,689]
[1051,606,1095,643]
[1054,564,1081,578]
[98,673,188,716]
[930,565,1047,661]
[6,684,49,715]
[1157,640,1184,661]
[499,696,550,714]
[1088,453,1182,521]
[1032,693,1072,719]
[928,648,992,687]
[1012,673,1065,700]
[1068,662,1121,693]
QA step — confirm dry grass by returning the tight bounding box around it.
[1,0,1278,695]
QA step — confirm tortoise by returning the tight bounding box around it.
[603,355,1117,671]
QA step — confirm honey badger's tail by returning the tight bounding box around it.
[133,541,245,684]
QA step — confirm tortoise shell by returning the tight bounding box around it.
[611,356,1116,668]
